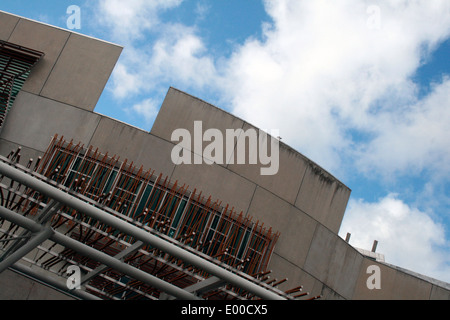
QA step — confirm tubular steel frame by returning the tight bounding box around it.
[0,139,320,300]
[37,135,279,277]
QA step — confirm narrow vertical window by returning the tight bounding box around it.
[0,41,44,129]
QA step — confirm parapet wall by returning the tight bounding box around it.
[151,87,351,234]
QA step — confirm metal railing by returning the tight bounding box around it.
[0,153,317,300]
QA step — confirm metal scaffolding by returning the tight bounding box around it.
[37,135,280,277]
[0,140,320,300]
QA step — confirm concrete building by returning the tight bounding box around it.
[0,10,449,300]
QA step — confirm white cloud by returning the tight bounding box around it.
[106,24,217,102]
[95,0,183,41]
[339,195,450,283]
[220,0,450,174]
[221,3,450,284]
[355,78,450,178]
[110,62,143,99]
[215,0,450,283]
[93,0,217,102]
[128,98,160,123]
[150,24,217,88]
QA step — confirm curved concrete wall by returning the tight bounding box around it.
[151,88,351,233]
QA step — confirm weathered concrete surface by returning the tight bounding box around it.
[170,151,257,215]
[227,123,308,205]
[0,269,73,300]
[295,164,351,233]
[303,224,364,299]
[88,116,178,178]
[39,33,122,111]
[151,88,245,148]
[7,18,71,95]
[0,11,19,41]
[152,88,351,234]
[2,12,122,112]
[1,91,101,152]
[246,187,317,269]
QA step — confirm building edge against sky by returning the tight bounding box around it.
[0,10,449,300]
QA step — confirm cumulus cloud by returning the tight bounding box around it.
[93,0,450,174]
[221,0,450,174]
[355,77,450,178]
[150,24,217,88]
[93,0,217,125]
[339,195,450,283]
[231,0,450,284]
[127,98,160,123]
[108,24,217,100]
[95,0,183,41]
[95,0,217,126]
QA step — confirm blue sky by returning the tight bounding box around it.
[1,0,449,283]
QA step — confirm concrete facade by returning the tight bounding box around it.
[0,11,123,112]
[0,11,449,300]
[0,269,72,300]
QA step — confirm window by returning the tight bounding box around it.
[38,135,280,275]
[0,41,44,128]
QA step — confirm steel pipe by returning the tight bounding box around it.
[51,232,201,300]
[0,227,53,273]
[0,205,199,300]
[0,161,286,300]
[81,240,144,285]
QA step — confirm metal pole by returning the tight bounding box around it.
[0,205,200,300]
[0,205,41,233]
[0,227,53,273]
[51,232,201,300]
[10,263,102,300]
[80,240,144,285]
[0,161,286,300]
[0,200,61,259]
[371,240,378,253]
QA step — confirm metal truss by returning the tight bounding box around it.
[0,151,320,300]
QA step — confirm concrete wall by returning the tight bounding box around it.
[0,9,122,179]
[0,10,123,112]
[0,11,449,300]
[0,269,73,300]
[151,88,351,234]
